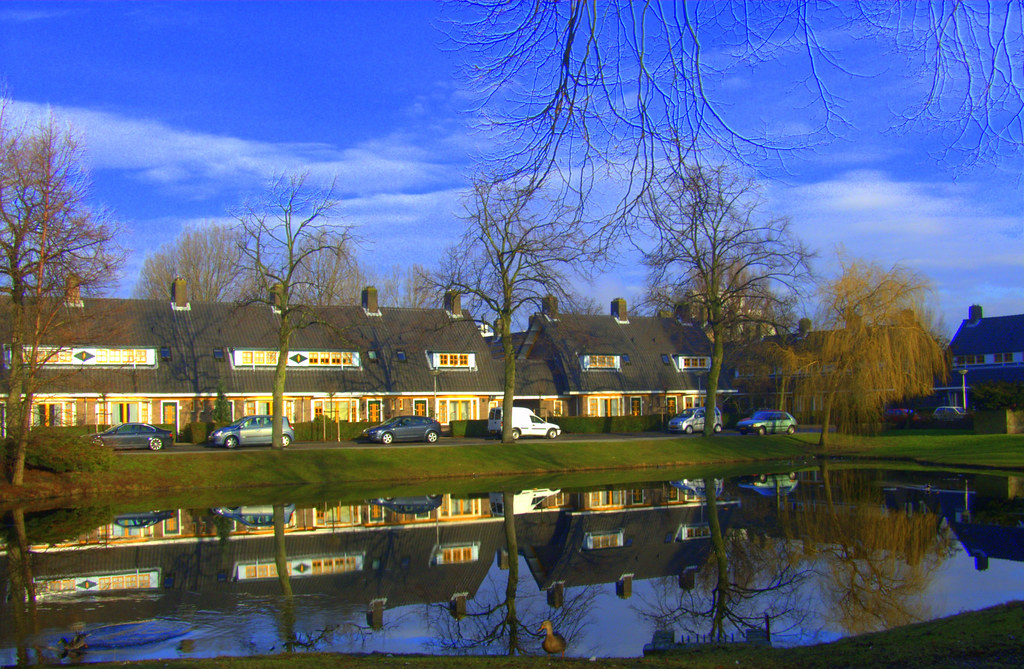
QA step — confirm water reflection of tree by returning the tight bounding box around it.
[425,491,594,656]
[639,479,810,642]
[788,461,955,636]
[2,508,38,665]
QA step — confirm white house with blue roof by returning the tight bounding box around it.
[945,305,1024,409]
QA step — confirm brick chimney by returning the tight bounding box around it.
[66,275,83,308]
[968,304,983,323]
[362,286,380,315]
[171,276,188,309]
[444,290,462,317]
[541,295,558,319]
[611,297,628,322]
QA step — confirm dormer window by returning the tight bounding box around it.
[583,530,624,550]
[673,355,710,371]
[428,352,476,369]
[580,354,620,370]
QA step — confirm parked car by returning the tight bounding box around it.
[736,410,798,435]
[209,415,294,448]
[737,472,798,496]
[667,407,723,434]
[92,423,174,450]
[362,416,442,444]
[933,406,967,421]
[487,406,561,439]
[211,504,295,528]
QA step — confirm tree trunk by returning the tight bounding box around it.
[500,311,516,445]
[272,311,291,450]
[703,317,725,437]
[818,394,834,449]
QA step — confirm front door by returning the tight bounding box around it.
[367,400,382,423]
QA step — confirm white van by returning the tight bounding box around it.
[487,406,561,440]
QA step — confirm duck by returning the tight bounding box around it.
[538,619,566,656]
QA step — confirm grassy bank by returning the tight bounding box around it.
[3,431,1024,507]
[94,601,1024,669]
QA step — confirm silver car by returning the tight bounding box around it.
[209,415,294,448]
[667,407,723,434]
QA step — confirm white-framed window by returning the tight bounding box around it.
[289,350,360,367]
[587,396,623,417]
[243,400,295,421]
[994,352,1016,364]
[20,346,157,367]
[580,354,619,370]
[100,401,150,425]
[674,355,711,371]
[313,399,358,422]
[437,398,476,424]
[427,352,476,369]
[32,401,74,427]
[676,524,711,541]
[583,530,624,550]
[433,543,480,565]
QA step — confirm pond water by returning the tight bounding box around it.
[2,463,1023,664]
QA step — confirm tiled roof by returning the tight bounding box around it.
[523,312,723,394]
[950,314,1024,355]
[3,298,505,397]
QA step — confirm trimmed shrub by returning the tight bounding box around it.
[296,418,377,441]
[23,428,115,473]
[549,415,664,434]
[450,419,489,438]
[185,422,214,444]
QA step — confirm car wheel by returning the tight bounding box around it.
[684,425,693,434]
[148,437,163,451]
[714,424,722,433]
[757,426,766,436]
[425,430,439,443]
[546,428,558,439]
[381,432,393,445]
[786,425,796,435]
[281,434,292,447]
[225,435,239,449]
[511,428,521,440]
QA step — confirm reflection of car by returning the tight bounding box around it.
[667,407,723,434]
[211,504,295,527]
[368,495,444,515]
[361,416,442,444]
[669,478,723,499]
[738,472,798,496]
[113,511,176,528]
[92,423,174,450]
[933,406,967,421]
[209,415,294,448]
[736,411,798,435]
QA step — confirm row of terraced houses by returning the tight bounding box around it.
[4,275,1020,433]
[5,279,722,433]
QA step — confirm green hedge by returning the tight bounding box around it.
[549,415,665,434]
[296,418,377,441]
[449,419,489,438]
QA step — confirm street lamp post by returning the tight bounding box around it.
[958,369,968,410]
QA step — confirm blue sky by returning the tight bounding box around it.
[1,2,1020,337]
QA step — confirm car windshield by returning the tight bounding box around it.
[677,409,696,418]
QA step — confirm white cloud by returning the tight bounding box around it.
[8,100,466,198]
[772,170,1024,333]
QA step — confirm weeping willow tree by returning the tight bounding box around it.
[797,257,947,448]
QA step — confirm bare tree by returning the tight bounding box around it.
[796,255,948,448]
[0,108,124,484]
[452,2,1021,203]
[377,263,436,309]
[133,222,245,302]
[234,172,357,449]
[434,174,600,444]
[290,240,363,308]
[639,164,812,436]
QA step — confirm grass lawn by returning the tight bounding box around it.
[3,430,1024,507]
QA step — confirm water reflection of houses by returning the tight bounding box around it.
[885,474,1024,571]
[2,482,742,644]
[3,494,504,636]
[509,483,739,603]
